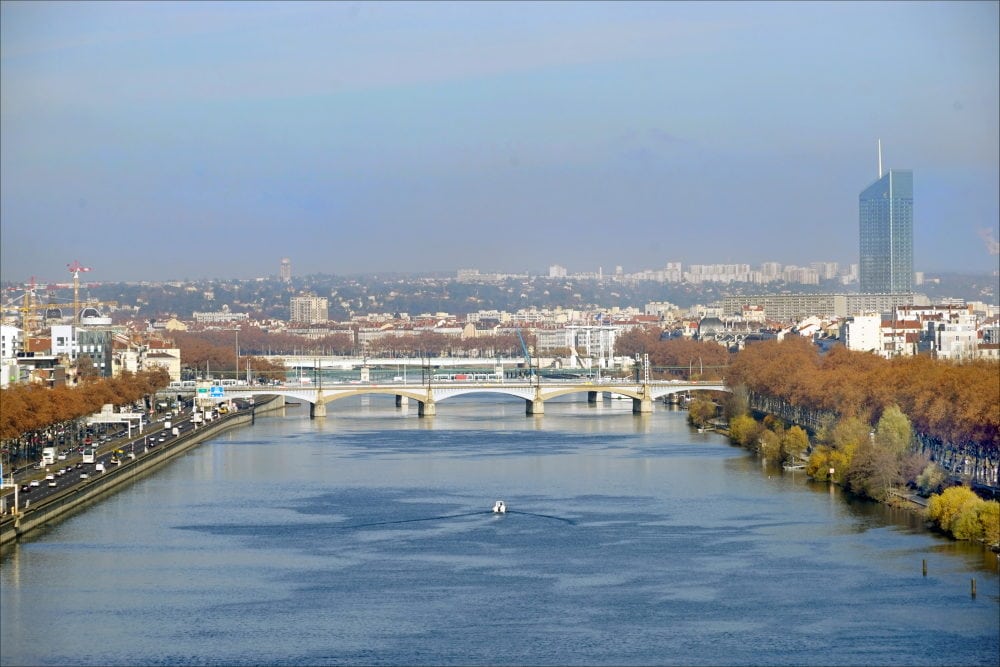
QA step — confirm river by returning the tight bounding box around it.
[2,395,997,666]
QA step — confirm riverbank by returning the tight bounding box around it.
[0,395,286,548]
[704,418,999,550]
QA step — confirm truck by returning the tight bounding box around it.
[171,427,179,437]
[41,447,57,466]
[163,421,171,430]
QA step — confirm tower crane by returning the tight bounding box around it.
[67,260,92,323]
[2,278,70,333]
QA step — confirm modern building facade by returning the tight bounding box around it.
[859,169,913,294]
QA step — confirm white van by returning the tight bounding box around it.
[41,447,57,466]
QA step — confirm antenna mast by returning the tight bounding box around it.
[877,138,883,179]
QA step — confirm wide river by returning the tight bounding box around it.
[1,395,998,666]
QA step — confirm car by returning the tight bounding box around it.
[159,436,166,442]
[29,480,40,487]
[20,484,30,493]
[57,452,67,460]
[45,474,55,481]
[48,479,57,487]
[80,472,89,479]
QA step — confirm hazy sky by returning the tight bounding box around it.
[2,1,998,283]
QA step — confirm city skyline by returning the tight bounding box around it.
[2,1,998,283]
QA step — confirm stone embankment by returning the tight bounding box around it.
[0,395,285,547]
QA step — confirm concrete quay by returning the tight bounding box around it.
[0,395,286,548]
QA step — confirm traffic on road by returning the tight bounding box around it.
[1,399,252,514]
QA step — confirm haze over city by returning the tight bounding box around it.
[1,1,998,283]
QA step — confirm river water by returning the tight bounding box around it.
[2,396,998,666]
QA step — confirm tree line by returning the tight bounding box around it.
[612,328,731,379]
[720,337,998,546]
[1,368,170,467]
[726,336,998,451]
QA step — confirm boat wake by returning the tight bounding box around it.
[339,508,576,529]
[340,510,489,530]
[505,510,576,525]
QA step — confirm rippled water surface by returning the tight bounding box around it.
[2,396,998,666]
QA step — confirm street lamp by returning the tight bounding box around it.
[234,328,239,383]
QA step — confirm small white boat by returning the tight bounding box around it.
[492,500,507,514]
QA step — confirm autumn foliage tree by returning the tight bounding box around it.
[927,486,1000,546]
[728,338,999,458]
[1,368,170,466]
[614,329,731,380]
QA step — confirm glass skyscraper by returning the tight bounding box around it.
[859,169,913,294]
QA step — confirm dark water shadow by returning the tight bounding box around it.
[505,509,576,525]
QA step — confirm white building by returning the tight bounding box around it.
[50,324,80,361]
[0,325,22,387]
[1,324,22,360]
[193,310,250,324]
[927,319,978,360]
[842,314,882,353]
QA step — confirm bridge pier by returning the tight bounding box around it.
[587,390,599,405]
[310,401,326,419]
[526,399,544,415]
[418,399,436,417]
[633,398,653,414]
[395,395,409,408]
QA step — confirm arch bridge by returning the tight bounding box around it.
[217,380,730,418]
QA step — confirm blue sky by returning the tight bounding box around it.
[2,1,997,283]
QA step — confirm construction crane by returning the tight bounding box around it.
[67,260,92,323]
[3,277,70,332]
[5,277,48,333]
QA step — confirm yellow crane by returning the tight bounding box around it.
[3,277,64,333]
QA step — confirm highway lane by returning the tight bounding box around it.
[1,402,245,513]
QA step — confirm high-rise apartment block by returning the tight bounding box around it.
[859,164,913,294]
[280,258,292,283]
[289,295,328,324]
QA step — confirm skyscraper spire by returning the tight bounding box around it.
[877,138,883,179]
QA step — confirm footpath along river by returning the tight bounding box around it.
[1,395,997,666]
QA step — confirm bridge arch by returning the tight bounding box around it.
[205,381,731,419]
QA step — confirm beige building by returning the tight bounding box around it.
[143,349,182,382]
[290,295,329,324]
